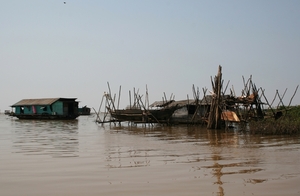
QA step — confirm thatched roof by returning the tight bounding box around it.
[149,100,175,107]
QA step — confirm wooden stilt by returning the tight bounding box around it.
[207,65,222,129]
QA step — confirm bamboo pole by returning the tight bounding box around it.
[164,92,167,105]
[129,90,132,109]
[117,85,121,110]
[137,95,160,124]
[207,65,222,129]
[260,88,276,117]
[223,80,230,96]
[288,85,299,107]
[96,94,105,122]
[146,85,149,109]
[107,82,116,111]
[276,89,287,111]
[93,107,102,123]
[231,85,236,97]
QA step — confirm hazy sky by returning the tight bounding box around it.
[1,0,300,111]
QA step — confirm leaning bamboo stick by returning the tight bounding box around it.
[107,82,116,111]
[223,80,230,96]
[93,107,102,123]
[288,85,299,107]
[276,89,287,110]
[96,94,105,122]
[164,92,167,104]
[137,95,160,124]
[260,88,276,117]
[270,90,278,107]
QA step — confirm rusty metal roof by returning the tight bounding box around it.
[221,110,240,122]
[11,98,77,106]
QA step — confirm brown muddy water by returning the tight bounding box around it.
[0,114,299,196]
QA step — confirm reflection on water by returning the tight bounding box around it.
[106,124,300,196]
[1,115,300,196]
[11,119,79,158]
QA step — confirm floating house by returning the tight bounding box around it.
[160,95,240,124]
[78,105,91,115]
[4,110,11,115]
[10,98,79,120]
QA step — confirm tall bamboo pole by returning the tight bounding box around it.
[207,65,222,129]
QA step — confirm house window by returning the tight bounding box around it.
[40,106,47,112]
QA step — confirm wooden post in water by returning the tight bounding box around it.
[207,65,223,129]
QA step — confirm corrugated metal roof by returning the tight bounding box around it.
[11,98,77,106]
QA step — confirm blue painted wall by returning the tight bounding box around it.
[14,101,64,115]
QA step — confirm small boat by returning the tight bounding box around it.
[108,106,178,123]
[4,110,11,115]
